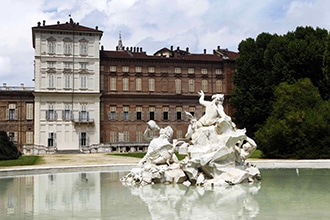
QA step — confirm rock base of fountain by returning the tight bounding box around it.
[121,91,261,186]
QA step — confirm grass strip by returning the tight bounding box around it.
[0,156,41,167]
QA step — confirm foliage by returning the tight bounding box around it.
[231,26,330,137]
[255,78,330,159]
[0,156,40,166]
[0,130,21,160]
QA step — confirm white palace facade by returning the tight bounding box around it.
[32,19,103,151]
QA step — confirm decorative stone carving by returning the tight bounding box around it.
[121,91,261,186]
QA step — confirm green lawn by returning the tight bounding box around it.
[0,156,41,167]
[249,150,262,158]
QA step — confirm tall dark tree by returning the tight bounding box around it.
[255,78,330,159]
[231,32,274,135]
[0,131,21,160]
[231,26,330,137]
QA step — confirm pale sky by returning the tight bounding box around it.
[1,0,329,87]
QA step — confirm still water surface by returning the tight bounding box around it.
[0,169,329,220]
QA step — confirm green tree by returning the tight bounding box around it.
[0,131,21,160]
[255,78,330,159]
[231,32,274,135]
[231,26,329,136]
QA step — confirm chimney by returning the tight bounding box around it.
[43,20,46,26]
[186,47,189,52]
[170,45,173,51]
[101,45,104,51]
[140,47,142,52]
[95,26,98,30]
[217,45,220,50]
[37,22,41,27]
[57,21,60,25]
[204,49,206,54]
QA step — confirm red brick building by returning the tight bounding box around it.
[0,84,34,151]
[100,44,238,144]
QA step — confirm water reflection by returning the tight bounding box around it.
[1,169,330,219]
[125,183,260,219]
[0,171,260,219]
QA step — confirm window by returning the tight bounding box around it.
[149,78,155,91]
[7,104,17,120]
[8,132,15,143]
[26,132,33,144]
[123,78,129,91]
[64,62,72,69]
[47,37,56,54]
[136,131,143,142]
[48,74,55,88]
[47,61,56,69]
[79,39,88,55]
[174,67,181,74]
[46,104,56,120]
[136,107,142,120]
[48,132,56,147]
[62,104,72,120]
[26,103,33,120]
[215,69,223,75]
[149,107,155,120]
[79,104,88,122]
[136,78,142,91]
[188,79,195,92]
[124,131,129,142]
[110,66,116,72]
[80,75,87,89]
[123,106,129,121]
[110,78,116,91]
[80,63,88,70]
[176,107,182,120]
[108,106,117,120]
[148,66,155,73]
[216,80,223,93]
[201,68,208,75]
[175,79,181,94]
[64,42,72,55]
[136,66,142,73]
[80,132,88,147]
[177,130,183,139]
[110,131,117,142]
[64,74,71,89]
[202,79,208,92]
[188,67,194,74]
[163,107,169,120]
[122,66,129,73]
[189,107,195,117]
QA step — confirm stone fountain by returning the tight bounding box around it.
[121,91,260,186]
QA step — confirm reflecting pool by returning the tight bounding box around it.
[0,169,329,219]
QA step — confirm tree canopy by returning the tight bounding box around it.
[231,26,330,135]
[255,78,330,159]
[231,26,330,158]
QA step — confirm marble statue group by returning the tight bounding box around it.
[121,91,261,187]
